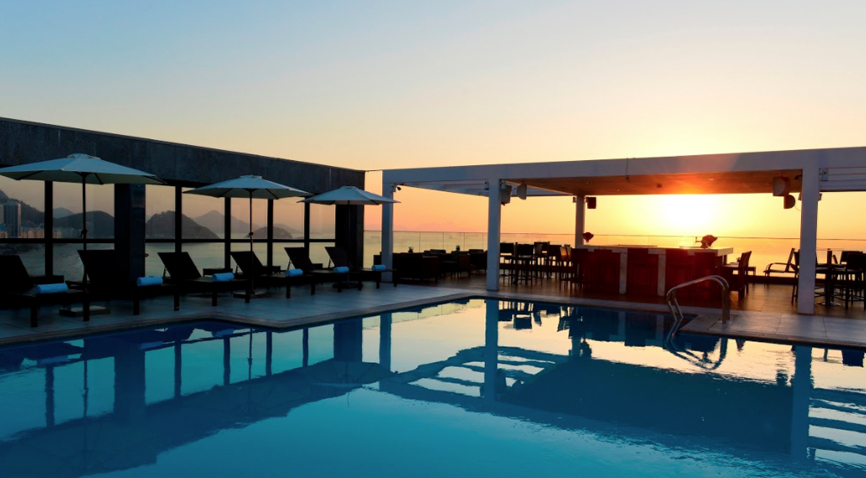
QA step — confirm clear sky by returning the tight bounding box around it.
[2,1,865,239]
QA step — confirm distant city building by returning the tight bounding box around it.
[2,201,21,238]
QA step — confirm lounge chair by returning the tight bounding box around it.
[157,252,250,306]
[285,247,353,292]
[230,250,315,298]
[0,255,90,327]
[71,249,180,315]
[325,246,395,288]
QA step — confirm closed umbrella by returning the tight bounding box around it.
[185,175,310,295]
[0,154,164,301]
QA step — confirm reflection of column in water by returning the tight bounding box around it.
[483,299,499,401]
[790,345,812,459]
[114,345,145,423]
[45,366,55,427]
[302,328,309,367]
[379,313,392,371]
[333,320,363,362]
[223,337,230,386]
[265,331,273,377]
[174,342,182,399]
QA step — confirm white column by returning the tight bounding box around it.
[575,195,586,246]
[798,165,819,315]
[381,181,395,283]
[486,179,502,291]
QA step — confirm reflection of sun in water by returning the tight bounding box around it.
[657,195,719,236]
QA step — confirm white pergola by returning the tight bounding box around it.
[381,146,866,315]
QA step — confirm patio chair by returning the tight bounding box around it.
[71,249,180,315]
[0,255,90,327]
[230,250,315,298]
[285,247,353,292]
[325,246,397,288]
[439,251,472,280]
[764,248,797,279]
[722,251,752,300]
[837,252,866,309]
[157,252,250,306]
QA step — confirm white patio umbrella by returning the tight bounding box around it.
[0,154,164,292]
[185,175,310,293]
[301,185,399,206]
[302,186,398,274]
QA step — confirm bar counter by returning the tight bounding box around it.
[572,245,733,296]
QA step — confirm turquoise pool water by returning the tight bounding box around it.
[0,299,864,477]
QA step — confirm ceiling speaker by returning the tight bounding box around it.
[586,197,597,209]
[500,185,512,205]
[517,183,528,200]
[773,177,790,197]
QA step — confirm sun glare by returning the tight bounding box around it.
[657,195,719,236]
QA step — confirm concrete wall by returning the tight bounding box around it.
[0,117,364,192]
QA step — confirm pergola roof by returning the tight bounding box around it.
[384,146,866,197]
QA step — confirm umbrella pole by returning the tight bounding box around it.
[81,174,88,288]
[248,191,254,298]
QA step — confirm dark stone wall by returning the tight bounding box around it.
[0,117,364,192]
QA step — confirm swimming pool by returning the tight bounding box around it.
[0,299,863,477]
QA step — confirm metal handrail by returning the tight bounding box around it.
[666,275,731,336]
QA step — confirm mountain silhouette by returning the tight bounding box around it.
[194,210,258,236]
[252,226,293,239]
[55,211,114,238]
[146,211,218,239]
[53,207,74,219]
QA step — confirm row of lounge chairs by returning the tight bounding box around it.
[0,246,392,328]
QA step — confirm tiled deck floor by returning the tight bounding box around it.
[1,273,865,350]
[0,283,474,346]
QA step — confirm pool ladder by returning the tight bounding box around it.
[666,275,731,337]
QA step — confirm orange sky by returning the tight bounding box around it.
[2,2,865,241]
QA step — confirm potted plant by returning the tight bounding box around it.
[699,235,718,249]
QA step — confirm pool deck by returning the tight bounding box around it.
[0,280,864,350]
[0,284,474,346]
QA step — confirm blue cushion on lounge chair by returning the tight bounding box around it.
[136,276,163,287]
[333,266,350,274]
[211,272,235,282]
[371,264,386,271]
[35,283,68,295]
[285,269,303,277]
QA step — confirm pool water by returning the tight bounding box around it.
[0,299,864,477]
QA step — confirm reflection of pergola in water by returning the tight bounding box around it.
[380,147,866,315]
[379,301,866,465]
[1,303,864,476]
